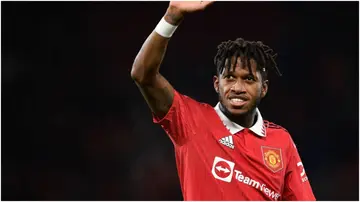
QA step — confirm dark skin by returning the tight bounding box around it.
[213,56,268,128]
[131,1,267,128]
[131,2,213,118]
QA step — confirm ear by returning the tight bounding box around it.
[213,75,219,93]
[261,80,269,98]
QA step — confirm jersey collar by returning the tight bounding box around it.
[214,102,266,137]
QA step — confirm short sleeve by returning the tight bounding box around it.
[152,90,202,147]
[282,137,316,200]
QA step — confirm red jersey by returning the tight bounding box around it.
[153,90,315,201]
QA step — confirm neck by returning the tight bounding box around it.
[219,103,257,128]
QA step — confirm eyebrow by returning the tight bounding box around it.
[221,70,260,79]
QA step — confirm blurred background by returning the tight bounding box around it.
[2,1,358,200]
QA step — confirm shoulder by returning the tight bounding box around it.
[173,91,217,120]
[264,120,296,150]
[264,120,289,133]
[264,120,292,142]
[176,91,213,109]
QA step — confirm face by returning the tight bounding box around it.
[213,56,268,116]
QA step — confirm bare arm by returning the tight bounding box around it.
[131,2,213,118]
[131,6,183,118]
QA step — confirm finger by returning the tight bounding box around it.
[201,0,215,7]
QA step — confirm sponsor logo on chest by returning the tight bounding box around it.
[211,156,281,200]
[219,135,235,149]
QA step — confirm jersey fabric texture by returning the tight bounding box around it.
[152,90,316,201]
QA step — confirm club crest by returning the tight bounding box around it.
[261,146,283,173]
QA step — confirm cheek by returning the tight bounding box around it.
[245,84,262,96]
[218,82,226,93]
[219,85,231,96]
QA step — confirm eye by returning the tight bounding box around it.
[225,75,235,80]
[245,75,255,81]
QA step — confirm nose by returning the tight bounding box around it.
[230,80,246,93]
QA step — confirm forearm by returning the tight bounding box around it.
[131,7,184,84]
[131,32,169,84]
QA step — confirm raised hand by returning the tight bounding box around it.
[169,1,214,13]
[165,1,214,25]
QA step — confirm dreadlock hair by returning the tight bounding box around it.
[213,38,282,81]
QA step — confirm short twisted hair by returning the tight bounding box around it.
[213,38,282,81]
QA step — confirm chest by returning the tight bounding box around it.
[189,119,288,197]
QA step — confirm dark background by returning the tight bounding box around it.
[2,1,359,200]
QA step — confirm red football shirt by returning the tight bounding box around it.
[153,90,316,201]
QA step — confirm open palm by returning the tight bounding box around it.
[169,1,214,13]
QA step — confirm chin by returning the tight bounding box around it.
[221,101,250,116]
[227,107,250,116]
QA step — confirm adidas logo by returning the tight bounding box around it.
[219,135,235,149]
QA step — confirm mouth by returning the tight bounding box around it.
[228,97,248,107]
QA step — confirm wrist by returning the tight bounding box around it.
[154,17,179,38]
[164,6,184,26]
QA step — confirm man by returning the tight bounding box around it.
[131,1,315,201]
